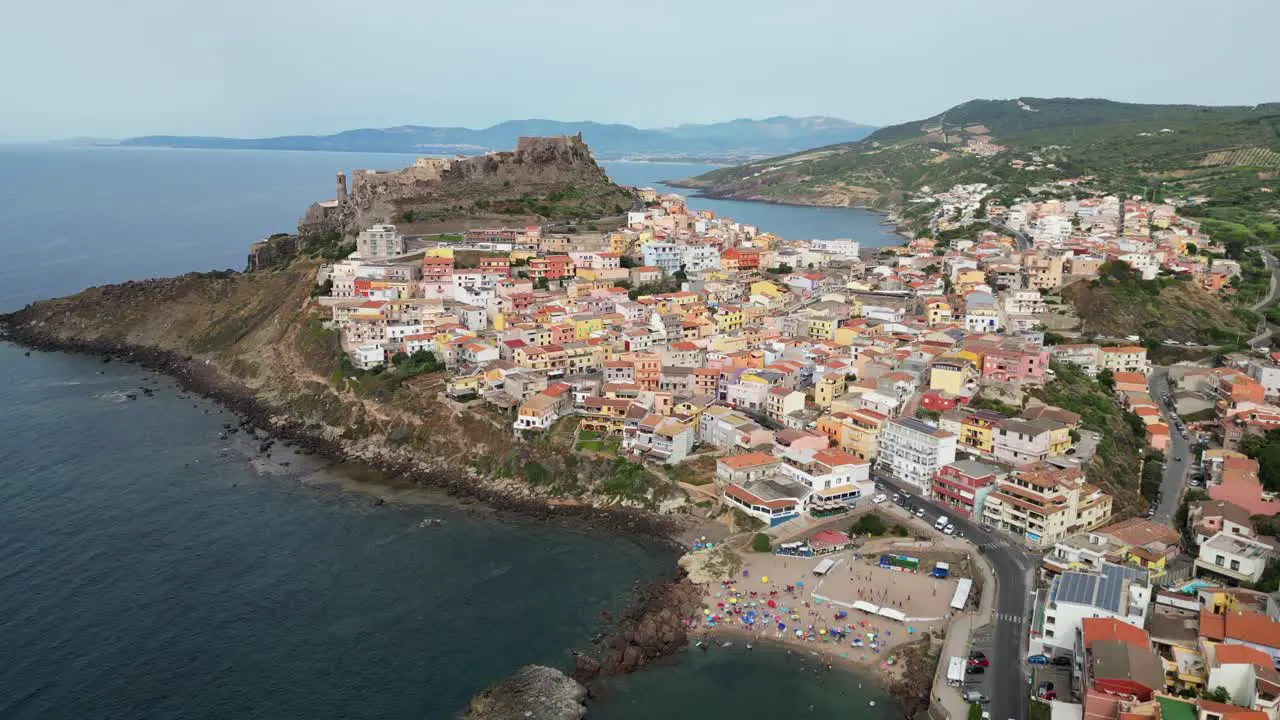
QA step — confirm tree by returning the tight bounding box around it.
[968,703,983,720]
[851,514,887,537]
[1202,687,1231,703]
[1185,242,1199,256]
[673,264,688,282]
[1097,368,1116,394]
[391,351,409,366]
[410,349,436,365]
[533,277,549,290]
[892,524,909,537]
[767,264,794,275]
[751,533,772,553]
[921,264,941,275]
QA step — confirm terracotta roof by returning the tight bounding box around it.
[718,451,780,470]
[1082,617,1150,650]
[1225,610,1280,649]
[1215,643,1273,669]
[1200,609,1226,641]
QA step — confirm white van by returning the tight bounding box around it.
[934,515,949,532]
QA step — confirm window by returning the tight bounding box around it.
[1230,560,1241,572]
[1046,616,1056,625]
[1216,555,1226,566]
[1045,629,1055,638]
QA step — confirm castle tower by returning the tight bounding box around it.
[336,172,348,206]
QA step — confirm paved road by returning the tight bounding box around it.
[1147,368,1191,524]
[872,472,1035,720]
[1248,249,1280,348]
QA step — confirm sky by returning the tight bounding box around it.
[4,0,1280,142]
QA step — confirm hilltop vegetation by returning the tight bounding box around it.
[677,97,1280,219]
[1030,363,1145,515]
[1062,263,1255,345]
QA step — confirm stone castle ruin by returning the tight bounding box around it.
[294,133,619,246]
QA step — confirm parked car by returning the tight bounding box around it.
[965,665,985,675]
[915,507,926,518]
[968,657,990,668]
[1051,656,1071,666]
[872,494,887,504]
[944,524,956,535]
[1027,654,1049,665]
[962,690,988,704]
[969,651,986,660]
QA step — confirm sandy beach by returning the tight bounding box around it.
[692,547,959,680]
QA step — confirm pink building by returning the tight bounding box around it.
[980,347,1049,386]
[931,460,1001,519]
[1209,455,1280,516]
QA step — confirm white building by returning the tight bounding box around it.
[875,417,957,491]
[351,343,386,370]
[1195,531,1272,585]
[682,244,720,273]
[356,224,406,260]
[810,238,860,258]
[1035,563,1151,655]
[641,242,683,276]
[777,447,873,505]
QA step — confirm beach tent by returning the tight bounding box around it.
[950,578,973,611]
[876,607,907,622]
[852,600,879,614]
[811,558,836,576]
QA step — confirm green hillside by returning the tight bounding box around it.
[675,98,1280,225]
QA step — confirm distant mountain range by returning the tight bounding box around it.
[113,117,877,162]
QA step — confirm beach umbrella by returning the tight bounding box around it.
[761,576,768,583]
[767,599,776,608]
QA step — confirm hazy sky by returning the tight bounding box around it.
[4,0,1279,141]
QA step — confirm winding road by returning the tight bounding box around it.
[872,472,1036,720]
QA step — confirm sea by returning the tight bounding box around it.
[0,146,903,719]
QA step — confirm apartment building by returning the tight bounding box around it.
[982,463,1113,547]
[931,460,1002,520]
[356,224,406,259]
[875,418,957,491]
[1033,563,1152,656]
[1099,345,1150,375]
[1049,344,1101,376]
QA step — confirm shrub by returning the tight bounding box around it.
[751,533,772,553]
[851,514,887,537]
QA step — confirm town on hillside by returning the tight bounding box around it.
[310,176,1280,716]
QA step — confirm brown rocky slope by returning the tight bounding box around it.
[0,264,678,529]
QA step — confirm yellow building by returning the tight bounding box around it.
[715,306,745,333]
[750,280,784,298]
[806,315,837,340]
[940,408,1005,454]
[1047,425,1072,456]
[929,356,978,396]
[814,373,846,408]
[924,300,954,327]
[954,268,986,291]
[572,315,603,340]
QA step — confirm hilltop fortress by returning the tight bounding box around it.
[297,134,631,244]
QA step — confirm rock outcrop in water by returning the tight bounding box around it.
[573,575,703,681]
[461,665,586,720]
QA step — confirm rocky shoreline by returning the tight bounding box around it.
[0,323,716,718]
[0,324,686,542]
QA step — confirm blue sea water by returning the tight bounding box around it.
[0,146,898,719]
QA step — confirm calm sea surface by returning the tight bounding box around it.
[0,146,898,719]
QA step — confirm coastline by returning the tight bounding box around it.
[658,180,912,239]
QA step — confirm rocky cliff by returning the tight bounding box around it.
[298,134,635,246]
[461,665,586,720]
